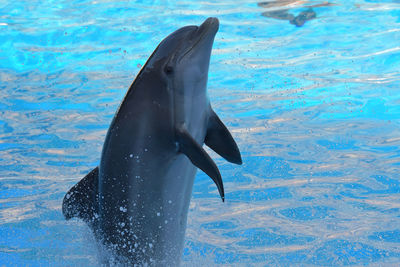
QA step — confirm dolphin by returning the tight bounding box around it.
[62,17,242,266]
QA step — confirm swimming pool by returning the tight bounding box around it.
[1,0,400,265]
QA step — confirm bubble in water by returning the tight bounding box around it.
[120,206,127,212]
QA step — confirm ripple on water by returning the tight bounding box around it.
[1,0,400,266]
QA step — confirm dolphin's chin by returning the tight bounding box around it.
[198,17,219,37]
[193,17,219,49]
[178,18,219,63]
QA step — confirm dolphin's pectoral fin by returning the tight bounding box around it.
[62,167,98,222]
[205,109,242,165]
[176,127,225,202]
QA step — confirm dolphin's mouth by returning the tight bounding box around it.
[197,17,219,40]
[178,17,219,61]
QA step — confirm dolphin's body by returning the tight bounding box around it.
[62,17,241,265]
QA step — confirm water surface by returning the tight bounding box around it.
[1,0,400,265]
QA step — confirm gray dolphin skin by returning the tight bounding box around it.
[62,17,242,266]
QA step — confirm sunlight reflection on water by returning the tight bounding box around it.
[1,0,400,266]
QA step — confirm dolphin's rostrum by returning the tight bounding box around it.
[62,17,242,265]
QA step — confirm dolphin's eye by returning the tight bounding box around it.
[164,66,174,75]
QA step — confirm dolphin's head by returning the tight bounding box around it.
[140,18,219,127]
[163,17,219,92]
[147,17,219,83]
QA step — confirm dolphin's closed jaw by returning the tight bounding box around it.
[177,17,219,68]
[194,17,219,45]
[198,17,219,37]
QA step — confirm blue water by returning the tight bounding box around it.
[1,0,400,266]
